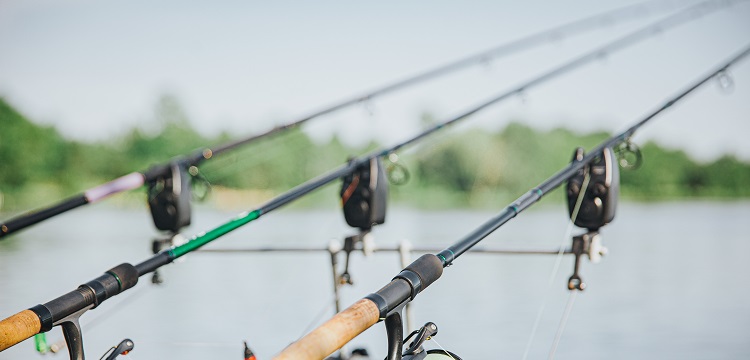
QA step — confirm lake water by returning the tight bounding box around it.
[1,201,749,359]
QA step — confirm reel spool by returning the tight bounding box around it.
[340,157,388,231]
[566,147,619,231]
[424,350,464,359]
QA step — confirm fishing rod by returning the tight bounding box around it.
[0,2,740,358]
[0,0,694,240]
[272,44,750,360]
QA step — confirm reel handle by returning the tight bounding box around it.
[0,309,41,351]
[273,299,380,360]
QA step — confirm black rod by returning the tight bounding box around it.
[196,247,572,255]
[275,45,750,359]
[4,16,748,360]
[436,44,750,266]
[9,0,737,299]
[0,0,679,240]
[253,0,733,216]
[99,0,737,272]
[200,0,688,157]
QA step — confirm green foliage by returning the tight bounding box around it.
[1,97,749,211]
[0,99,77,207]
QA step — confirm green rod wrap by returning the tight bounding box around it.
[168,210,262,259]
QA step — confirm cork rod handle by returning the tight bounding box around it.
[0,310,41,351]
[273,298,380,360]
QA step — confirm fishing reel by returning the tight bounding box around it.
[384,313,463,360]
[564,146,619,290]
[34,332,134,360]
[103,339,135,360]
[340,157,388,231]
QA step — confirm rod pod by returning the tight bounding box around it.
[567,230,607,290]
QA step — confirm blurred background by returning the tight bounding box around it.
[1,0,749,359]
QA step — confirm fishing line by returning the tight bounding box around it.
[0,0,692,239]
[430,338,457,360]
[162,342,238,348]
[199,131,312,182]
[136,340,239,349]
[521,172,590,360]
[298,294,338,339]
[98,0,750,298]
[6,10,750,360]
[275,44,750,360]
[547,290,579,360]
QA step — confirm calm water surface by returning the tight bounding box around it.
[1,201,749,359]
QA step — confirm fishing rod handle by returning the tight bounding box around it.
[273,298,380,360]
[274,255,443,359]
[0,263,139,353]
[0,309,41,351]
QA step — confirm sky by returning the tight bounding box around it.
[0,0,749,162]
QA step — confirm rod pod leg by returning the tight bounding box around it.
[327,239,348,359]
[339,230,370,285]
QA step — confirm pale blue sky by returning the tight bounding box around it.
[1,0,749,161]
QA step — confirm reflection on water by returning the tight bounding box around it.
[1,201,749,359]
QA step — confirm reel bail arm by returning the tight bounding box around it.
[384,312,440,360]
[103,339,135,360]
[403,322,439,358]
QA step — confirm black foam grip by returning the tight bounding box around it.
[42,287,93,325]
[394,269,422,300]
[403,254,443,290]
[371,279,412,316]
[82,280,107,308]
[107,263,139,292]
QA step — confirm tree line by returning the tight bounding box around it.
[1,96,748,211]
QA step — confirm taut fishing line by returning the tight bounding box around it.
[521,172,591,360]
[274,43,750,359]
[548,290,579,360]
[298,294,338,339]
[430,338,457,360]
